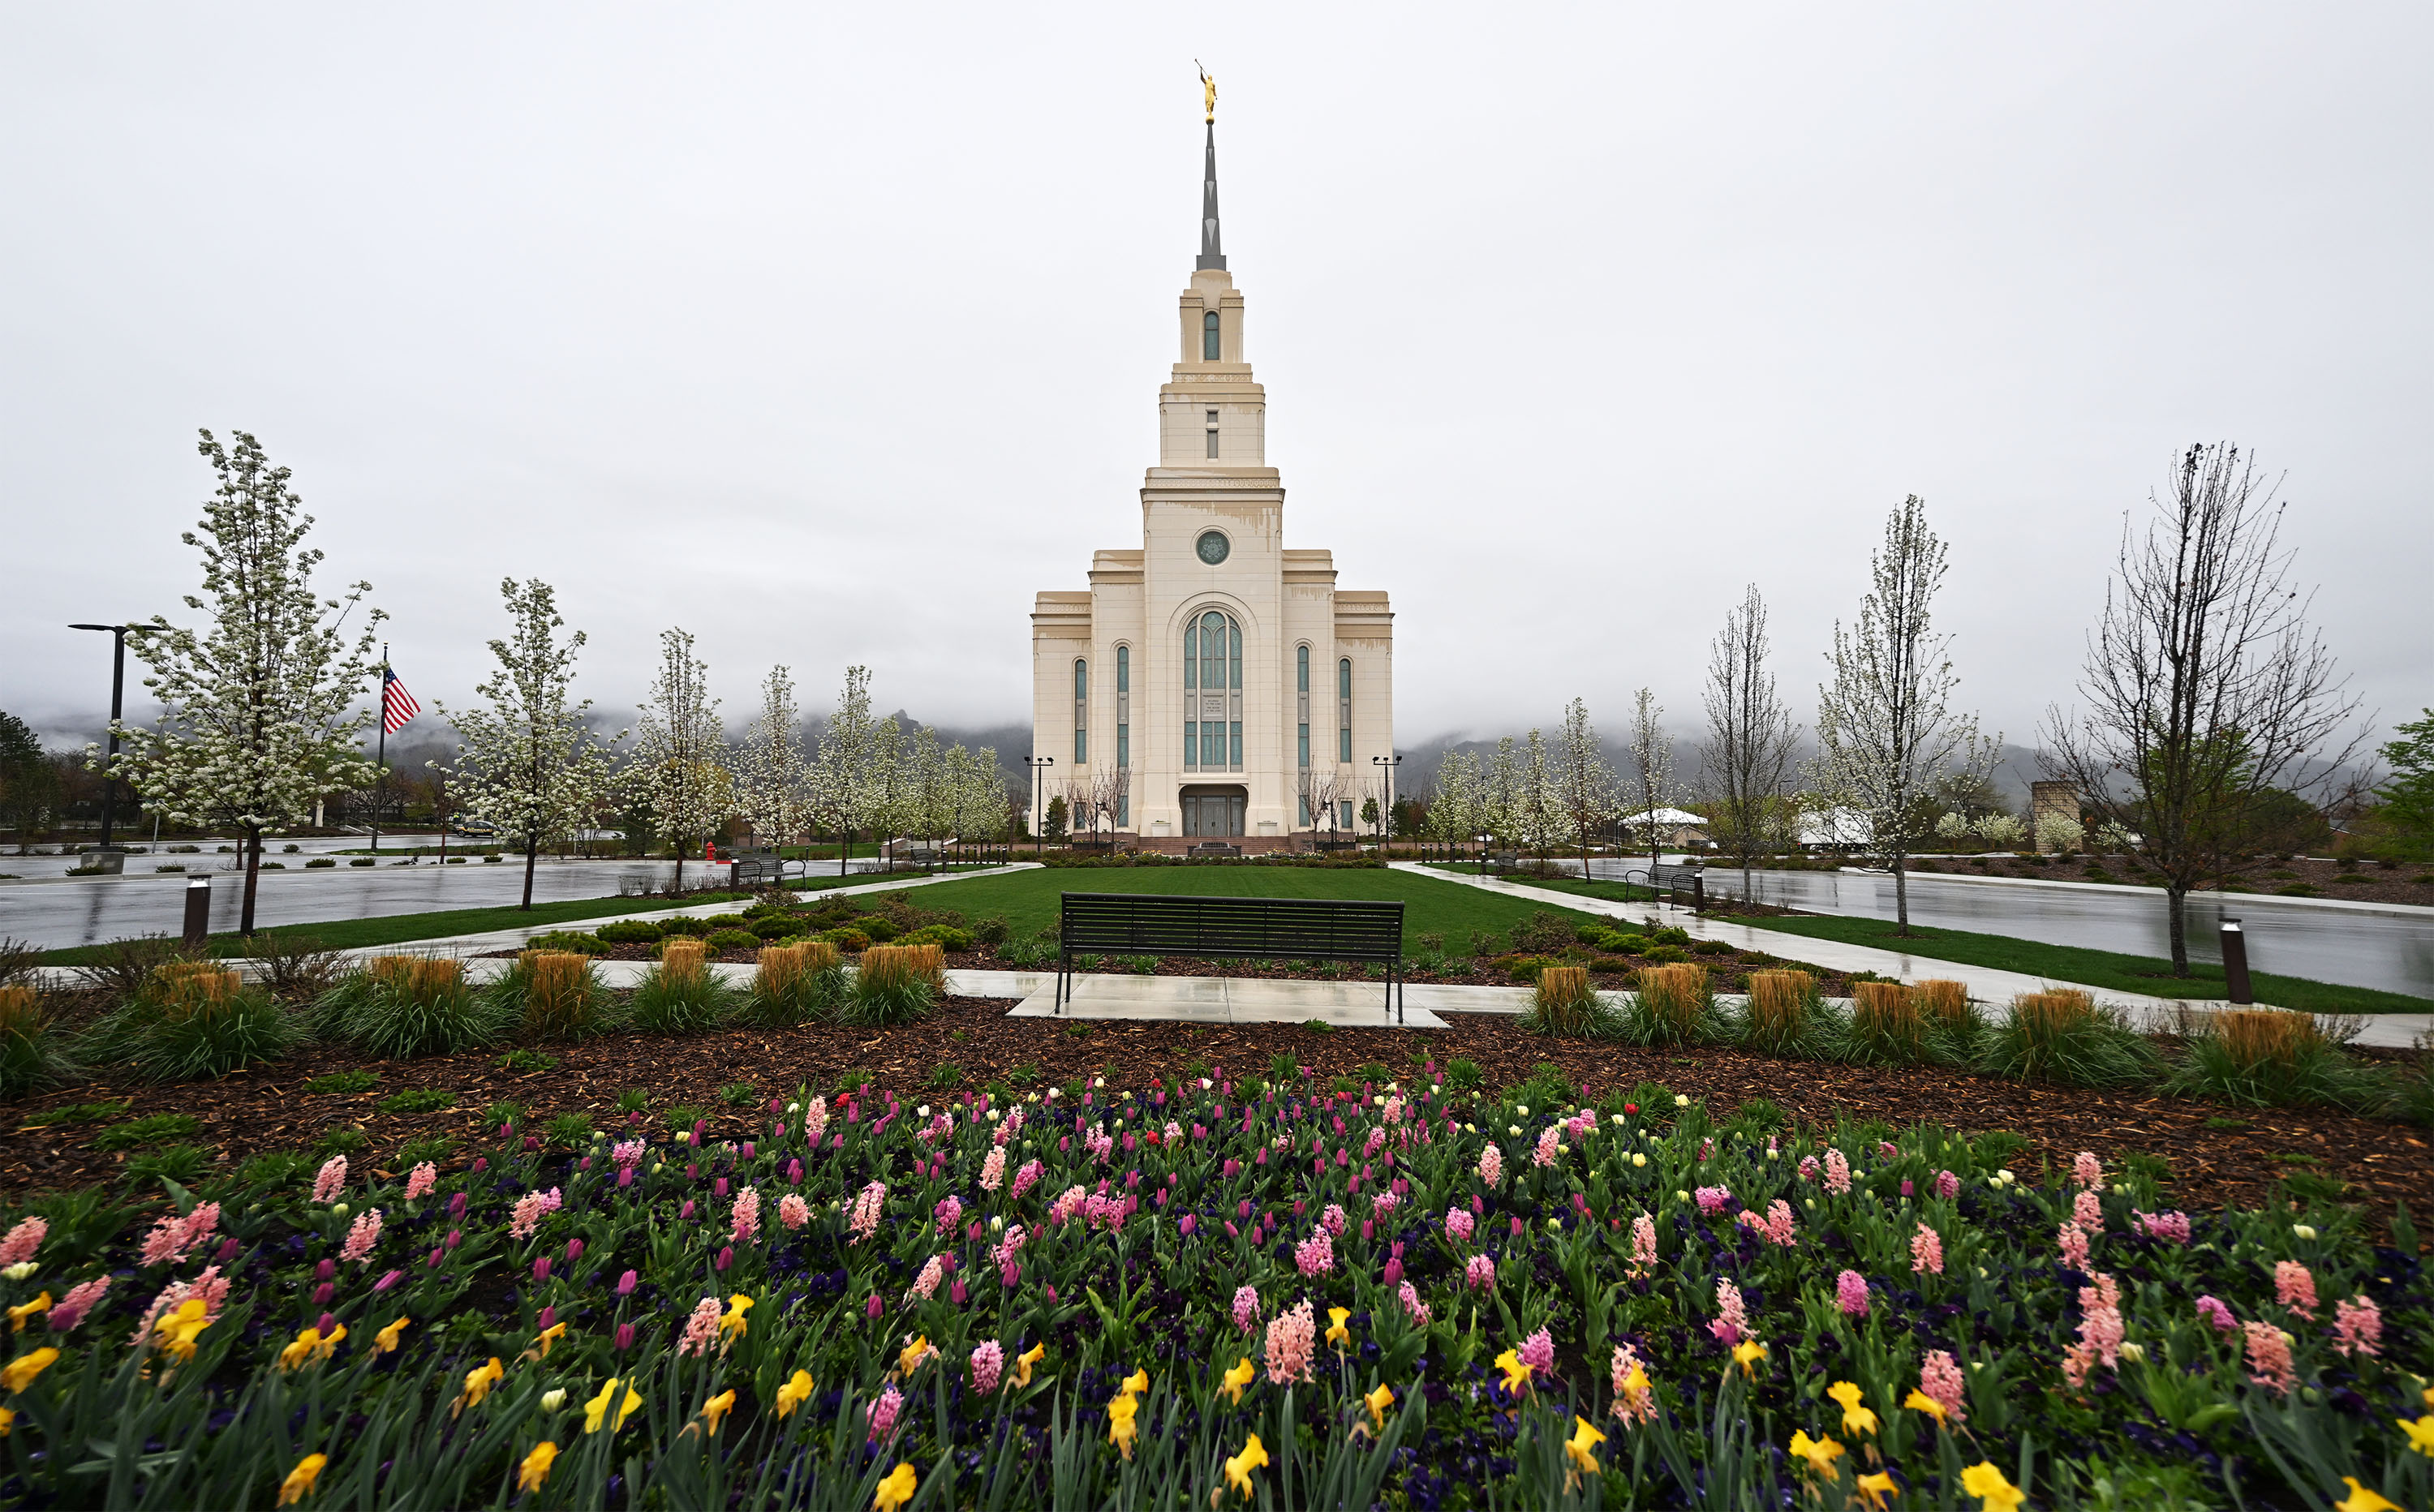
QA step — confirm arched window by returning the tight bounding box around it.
[1337,658,1352,763]
[1203,309,1220,361]
[1073,658,1087,765]
[1182,608,1243,773]
[1295,645,1310,768]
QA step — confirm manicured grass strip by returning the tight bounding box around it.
[34,891,738,965]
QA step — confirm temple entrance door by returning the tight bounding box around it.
[1179,785,1247,837]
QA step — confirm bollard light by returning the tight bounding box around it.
[2219,917,2252,1006]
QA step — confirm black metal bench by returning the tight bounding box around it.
[728,850,792,888]
[1055,891,1408,1022]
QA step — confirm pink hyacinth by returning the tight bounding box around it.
[970,1340,1004,1394]
[1321,1203,1349,1236]
[2058,1222,2092,1270]
[340,1208,384,1264]
[1477,1144,1503,1188]
[677,1295,721,1357]
[139,1203,220,1268]
[48,1274,110,1334]
[131,1265,229,1346]
[312,1156,349,1204]
[510,1187,563,1241]
[1397,1279,1431,1327]
[1371,1190,1400,1222]
[1465,1252,1497,1291]
[2062,1274,2124,1386]
[1232,1284,1262,1334]
[993,1225,1027,1268]
[1611,1342,1656,1424]
[1919,1349,1967,1423]
[2072,1149,2102,1189]
[980,1147,1007,1192]
[906,1254,946,1303]
[1823,1148,1851,1196]
[1443,1208,1475,1244]
[1628,1213,1658,1278]
[1934,1169,1960,1201]
[1533,1127,1561,1169]
[0,1217,45,1268]
[2243,1320,2296,1396]
[1797,1154,1821,1182]
[2195,1295,2238,1332]
[1518,1327,1555,1376]
[2132,1209,2190,1245]
[2274,1261,2317,1319]
[849,1181,888,1244]
[1009,1159,1043,1202]
[1709,1278,1749,1347]
[803,1096,829,1143]
[1294,1229,1335,1278]
[403,1162,438,1200]
[1695,1186,1732,1215]
[2332,1295,2380,1358]
[1910,1222,1945,1276]
[610,1140,644,1171]
[1048,1187,1087,1225]
[730,1187,762,1244]
[2072,1188,2104,1232]
[866,1383,905,1441]
[1264,1298,1317,1384]
[778,1193,811,1231]
[1836,1269,1870,1317]
[935,1195,963,1235]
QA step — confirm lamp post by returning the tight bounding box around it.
[1024,755,1054,856]
[1370,754,1401,850]
[68,623,134,851]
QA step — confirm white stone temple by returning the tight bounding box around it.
[1030,111,1394,844]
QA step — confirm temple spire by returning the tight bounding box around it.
[1196,120,1225,271]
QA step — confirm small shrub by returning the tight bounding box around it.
[702,927,761,952]
[900,924,978,952]
[91,1112,202,1150]
[0,985,76,1098]
[1980,989,2156,1086]
[1507,910,1579,956]
[821,927,873,954]
[657,916,712,938]
[749,914,803,940]
[349,857,375,867]
[378,1087,455,1115]
[845,943,941,1026]
[1303,1019,1335,1034]
[596,919,665,944]
[304,857,335,868]
[543,1111,595,1146]
[74,934,205,1000]
[1623,963,1714,1046]
[1689,939,1734,956]
[633,939,731,1033]
[974,916,1011,947]
[84,963,303,1081]
[1743,969,1821,1058]
[848,915,901,943]
[320,956,510,1059]
[125,1144,211,1185]
[1638,944,1690,965]
[488,951,609,1042]
[525,930,610,956]
[698,914,751,931]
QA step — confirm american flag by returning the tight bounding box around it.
[381,668,420,735]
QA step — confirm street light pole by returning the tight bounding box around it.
[68,623,132,849]
[1370,754,1401,850]
[1024,755,1054,857]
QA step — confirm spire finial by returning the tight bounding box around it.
[1194,64,1225,271]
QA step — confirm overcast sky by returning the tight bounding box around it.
[4,4,2426,764]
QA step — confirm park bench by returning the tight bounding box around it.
[1312,838,1362,853]
[1187,841,1242,857]
[1485,849,1520,872]
[1055,891,1408,1022]
[1637,861,1706,910]
[727,850,791,888]
[903,845,946,867]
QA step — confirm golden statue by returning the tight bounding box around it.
[1198,63,1217,123]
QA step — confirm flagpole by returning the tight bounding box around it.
[371,643,389,857]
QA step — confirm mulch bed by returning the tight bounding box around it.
[7,999,2426,1247]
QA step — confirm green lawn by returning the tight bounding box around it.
[1454,870,2430,1015]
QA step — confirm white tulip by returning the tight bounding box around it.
[541,1388,567,1411]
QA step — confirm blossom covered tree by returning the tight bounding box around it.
[626,628,729,891]
[1623,689,1676,874]
[731,665,810,849]
[806,667,884,878]
[432,578,621,910]
[109,431,384,934]
[1552,698,1620,882]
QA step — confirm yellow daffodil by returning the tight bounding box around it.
[0,1405,13,1437]
[701,1390,736,1436]
[1011,1343,1046,1390]
[1856,1469,1899,1510]
[2334,1479,2401,1512]
[153,1300,212,1362]
[1960,1461,2027,1512]
[534,1322,566,1358]
[1788,1429,1843,1477]
[1223,1433,1269,1501]
[776,1369,815,1419]
[518,1441,558,1491]
[457,1357,504,1411]
[1107,1390,1141,1458]
[1565,1415,1606,1475]
[6,1294,49,1333]
[874,1461,918,1511]
[1365,1383,1395,1432]
[1221,1356,1255,1404]
[1829,1381,1879,1437]
[583,1376,642,1434]
[1120,1366,1149,1398]
[2398,1415,2434,1458]
[719,1295,754,1346]
[279,1324,347,1372]
[373,1317,411,1355]
[4,1347,60,1393]
[1731,1340,1767,1377]
[1904,1388,1950,1428]
[898,1334,937,1378]
[1494,1349,1533,1394]
[1325,1307,1352,1350]
[275,1452,327,1506]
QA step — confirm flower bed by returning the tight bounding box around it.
[2,1061,2428,1507]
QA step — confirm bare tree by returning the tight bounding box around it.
[2043,443,2362,974]
[1812,496,1995,934]
[1553,698,1620,882]
[1700,584,1802,904]
[1624,689,1675,877]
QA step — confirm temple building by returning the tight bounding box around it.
[1030,107,1394,843]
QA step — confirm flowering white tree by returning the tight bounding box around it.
[626,628,729,891]
[1427,749,1484,848]
[108,431,384,934]
[432,578,621,910]
[1552,698,1620,880]
[732,665,810,848]
[1624,689,1676,874]
[806,667,888,878]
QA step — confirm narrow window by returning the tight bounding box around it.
[1205,408,1219,460]
[1184,720,1197,769]
[1115,646,1129,769]
[1229,720,1243,767]
[1299,795,1311,827]
[1340,800,1353,831]
[1202,309,1219,361]
[1298,724,1309,767]
[1073,659,1087,766]
[1338,658,1352,763]
[1296,645,1310,767]
[1117,788,1129,827]
[1183,621,1197,689]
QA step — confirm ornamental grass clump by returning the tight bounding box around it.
[847,943,942,1026]
[1622,963,1715,1046]
[736,942,845,1029]
[2168,1007,2388,1112]
[85,961,300,1081]
[318,956,509,1059]
[1980,988,2155,1086]
[0,983,76,1098]
[492,949,611,1042]
[632,939,731,1034]
[1845,981,1928,1065]
[1741,969,1823,1057]
[1524,965,1603,1038]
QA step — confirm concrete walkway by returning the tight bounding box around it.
[1393,863,2434,1050]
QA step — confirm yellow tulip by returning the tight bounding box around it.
[6,1294,49,1334]
[373,1317,411,1354]
[1960,1461,2026,1512]
[518,1441,558,1491]
[1325,1307,1352,1349]
[1828,1381,1879,1437]
[1494,1349,1533,1394]
[1565,1415,1606,1475]
[154,1301,213,1363]
[275,1452,328,1506]
[3,1347,60,1393]
[584,1376,641,1434]
[720,1295,754,1345]
[1221,1356,1255,1404]
[1731,1340,1767,1377]
[1012,1342,1046,1390]
[279,1325,346,1372]
[1856,1469,1899,1510]
[1788,1430,1843,1477]
[699,1389,736,1436]
[1365,1383,1395,1432]
[534,1322,566,1358]
[1107,1391,1141,1458]
[874,1461,918,1512]
[1903,1387,1950,1427]
[1223,1433,1269,1501]
[776,1369,815,1419]
[2334,1479,2401,1512]
[898,1334,935,1378]
[458,1356,504,1410]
